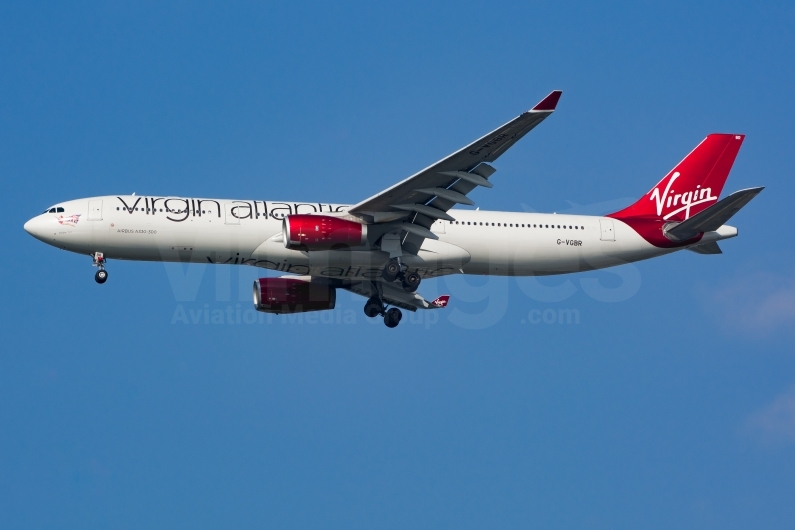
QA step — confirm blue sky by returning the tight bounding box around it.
[2,1,794,528]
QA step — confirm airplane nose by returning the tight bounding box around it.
[24,216,46,240]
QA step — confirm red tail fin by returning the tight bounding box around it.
[610,134,744,222]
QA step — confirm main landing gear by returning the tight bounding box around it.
[93,252,108,284]
[381,258,421,293]
[363,296,403,328]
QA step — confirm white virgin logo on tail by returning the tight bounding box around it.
[650,172,718,220]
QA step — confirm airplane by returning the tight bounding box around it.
[23,90,763,328]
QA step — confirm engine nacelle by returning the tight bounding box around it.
[252,278,336,314]
[282,214,367,251]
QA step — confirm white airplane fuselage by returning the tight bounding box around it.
[24,195,734,280]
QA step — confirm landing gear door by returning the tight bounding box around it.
[599,219,615,241]
[225,203,240,225]
[88,200,103,221]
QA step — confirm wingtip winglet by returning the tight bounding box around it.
[532,90,562,111]
[430,295,450,308]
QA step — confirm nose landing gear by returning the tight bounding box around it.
[92,252,108,284]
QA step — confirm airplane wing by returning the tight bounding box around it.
[285,275,449,312]
[348,90,562,253]
[338,279,449,312]
[687,241,722,254]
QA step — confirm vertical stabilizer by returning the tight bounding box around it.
[610,134,744,222]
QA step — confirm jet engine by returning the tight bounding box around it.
[282,214,367,251]
[252,278,336,314]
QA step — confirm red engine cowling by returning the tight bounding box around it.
[252,278,336,314]
[282,214,367,250]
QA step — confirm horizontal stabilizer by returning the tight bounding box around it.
[687,242,722,254]
[666,187,763,241]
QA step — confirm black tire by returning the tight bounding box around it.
[384,307,402,328]
[402,272,421,292]
[95,270,108,284]
[382,260,400,282]
[364,298,381,318]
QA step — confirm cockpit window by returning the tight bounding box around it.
[43,206,65,213]
[57,207,64,212]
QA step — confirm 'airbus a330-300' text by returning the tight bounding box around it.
[24,91,763,328]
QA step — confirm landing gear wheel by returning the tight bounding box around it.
[364,297,383,318]
[382,259,401,282]
[402,272,421,292]
[92,252,107,284]
[384,307,402,328]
